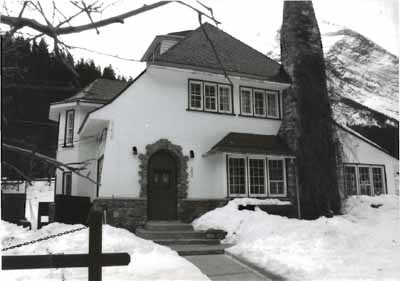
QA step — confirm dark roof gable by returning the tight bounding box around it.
[151,23,290,83]
[63,78,128,103]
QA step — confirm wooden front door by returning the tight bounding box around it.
[148,151,177,220]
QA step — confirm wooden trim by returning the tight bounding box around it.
[238,85,282,120]
[96,155,104,197]
[186,108,235,116]
[64,109,75,147]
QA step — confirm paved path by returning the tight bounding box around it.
[185,254,271,281]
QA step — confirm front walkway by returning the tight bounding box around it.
[185,254,271,281]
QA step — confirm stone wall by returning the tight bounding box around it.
[178,199,229,222]
[92,198,147,232]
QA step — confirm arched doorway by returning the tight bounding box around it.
[147,150,178,220]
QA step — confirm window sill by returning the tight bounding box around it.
[186,108,236,116]
[238,114,281,120]
[62,144,74,148]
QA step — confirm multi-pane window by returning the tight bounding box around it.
[372,167,384,195]
[240,88,253,115]
[343,164,386,196]
[268,159,286,196]
[228,157,246,196]
[63,171,72,195]
[359,167,372,195]
[254,90,266,116]
[189,81,203,110]
[227,155,287,197]
[65,110,75,146]
[249,158,266,195]
[204,83,217,112]
[219,85,232,113]
[344,166,357,195]
[267,91,279,118]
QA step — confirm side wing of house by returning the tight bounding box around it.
[337,125,399,196]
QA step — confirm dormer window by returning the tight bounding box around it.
[204,83,217,112]
[189,81,203,110]
[64,110,75,147]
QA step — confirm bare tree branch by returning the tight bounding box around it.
[1,1,221,38]
[2,161,33,185]
[2,143,97,184]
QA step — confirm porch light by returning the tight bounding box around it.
[132,146,138,155]
[190,150,195,158]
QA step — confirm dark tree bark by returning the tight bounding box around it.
[279,0,342,218]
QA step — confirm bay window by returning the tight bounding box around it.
[227,155,287,197]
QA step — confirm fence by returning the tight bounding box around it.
[2,211,130,281]
[54,195,92,225]
[1,193,31,228]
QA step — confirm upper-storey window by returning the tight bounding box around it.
[64,110,75,147]
[240,88,253,115]
[218,85,232,113]
[267,91,279,118]
[254,90,266,117]
[240,86,280,119]
[189,81,203,110]
[204,83,217,112]
[188,79,233,115]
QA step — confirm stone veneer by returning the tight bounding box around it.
[138,139,189,199]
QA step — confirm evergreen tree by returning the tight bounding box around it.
[102,64,116,80]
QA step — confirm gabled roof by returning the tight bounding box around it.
[145,23,290,83]
[59,78,129,104]
[205,132,294,156]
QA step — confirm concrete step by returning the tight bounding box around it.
[136,228,206,240]
[168,244,232,256]
[145,221,193,231]
[153,238,220,245]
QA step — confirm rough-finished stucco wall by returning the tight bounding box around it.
[90,65,287,199]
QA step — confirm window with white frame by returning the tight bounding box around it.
[343,164,386,196]
[189,81,203,110]
[228,156,247,196]
[204,83,217,112]
[253,90,266,117]
[266,91,279,118]
[227,155,287,197]
[248,158,266,195]
[64,110,75,147]
[219,85,232,113]
[240,88,253,115]
[268,159,286,196]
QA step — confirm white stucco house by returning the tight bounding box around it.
[49,23,398,230]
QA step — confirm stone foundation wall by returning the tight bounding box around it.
[178,199,229,222]
[92,198,147,232]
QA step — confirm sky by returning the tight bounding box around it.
[1,0,398,78]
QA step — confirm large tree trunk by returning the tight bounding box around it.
[279,0,342,218]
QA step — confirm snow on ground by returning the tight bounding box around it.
[0,221,209,281]
[193,196,400,281]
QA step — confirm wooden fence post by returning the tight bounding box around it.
[89,211,102,281]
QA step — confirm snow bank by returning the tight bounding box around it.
[1,221,209,281]
[193,195,400,281]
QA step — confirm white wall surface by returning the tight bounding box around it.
[338,127,399,195]
[86,65,288,199]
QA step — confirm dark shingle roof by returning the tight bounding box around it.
[153,23,290,83]
[63,78,128,103]
[206,132,294,156]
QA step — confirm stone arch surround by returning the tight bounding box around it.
[138,139,189,199]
